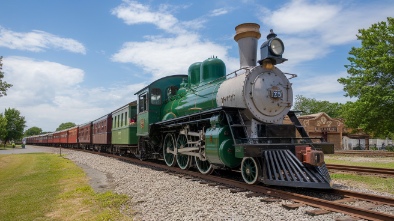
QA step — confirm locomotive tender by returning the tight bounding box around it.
[26,23,331,189]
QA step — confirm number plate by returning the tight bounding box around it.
[271,90,282,98]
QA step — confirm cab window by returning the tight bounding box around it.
[139,93,148,112]
[167,86,178,98]
[151,88,162,105]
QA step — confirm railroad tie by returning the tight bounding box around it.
[260,198,280,203]
[282,203,304,210]
[305,209,331,216]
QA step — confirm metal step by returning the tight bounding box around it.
[224,110,248,144]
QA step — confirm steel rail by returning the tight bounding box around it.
[327,164,394,176]
[334,151,394,157]
[330,188,394,207]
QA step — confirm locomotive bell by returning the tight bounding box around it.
[258,29,288,65]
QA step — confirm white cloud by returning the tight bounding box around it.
[282,37,331,65]
[112,0,211,35]
[294,75,343,94]
[318,5,394,45]
[111,0,184,34]
[263,0,340,35]
[210,8,229,17]
[1,56,144,131]
[112,33,235,80]
[0,27,86,54]
[111,1,242,80]
[3,56,84,105]
[181,18,207,31]
[291,71,354,103]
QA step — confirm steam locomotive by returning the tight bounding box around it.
[26,23,332,189]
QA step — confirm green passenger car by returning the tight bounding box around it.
[111,101,138,145]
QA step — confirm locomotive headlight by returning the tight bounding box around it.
[258,30,287,65]
[269,38,284,55]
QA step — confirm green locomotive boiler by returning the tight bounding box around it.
[134,23,331,189]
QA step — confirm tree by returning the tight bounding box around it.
[293,95,343,118]
[24,126,43,136]
[0,113,7,145]
[0,56,13,97]
[338,17,394,138]
[56,122,76,131]
[4,108,26,143]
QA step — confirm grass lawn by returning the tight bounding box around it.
[325,155,394,169]
[325,155,394,195]
[0,153,133,221]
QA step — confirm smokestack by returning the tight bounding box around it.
[234,23,261,68]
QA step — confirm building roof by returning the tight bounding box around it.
[297,112,333,120]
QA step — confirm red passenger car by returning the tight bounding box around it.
[26,136,36,145]
[67,126,79,148]
[53,131,61,146]
[92,114,112,151]
[40,134,48,145]
[47,133,54,146]
[78,122,92,149]
[36,135,42,145]
[59,129,68,146]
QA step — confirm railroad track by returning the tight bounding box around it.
[334,150,394,157]
[327,164,394,176]
[71,148,394,220]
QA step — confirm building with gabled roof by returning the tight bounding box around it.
[284,112,344,150]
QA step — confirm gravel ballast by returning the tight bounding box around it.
[13,146,394,221]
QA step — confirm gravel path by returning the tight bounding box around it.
[8,146,394,221]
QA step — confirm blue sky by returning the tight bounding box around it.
[1,0,393,132]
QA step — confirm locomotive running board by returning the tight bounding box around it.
[261,150,332,189]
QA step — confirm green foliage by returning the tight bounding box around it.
[0,56,12,97]
[293,95,343,117]
[386,145,394,152]
[4,108,26,143]
[56,122,76,131]
[370,144,378,151]
[24,126,43,136]
[352,145,362,150]
[0,143,22,149]
[338,17,394,138]
[0,113,7,142]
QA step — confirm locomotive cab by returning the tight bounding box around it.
[135,75,187,137]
